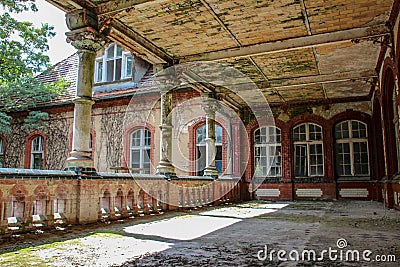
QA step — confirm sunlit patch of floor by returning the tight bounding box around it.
[200,203,288,218]
[0,233,173,267]
[124,215,241,241]
[123,203,288,241]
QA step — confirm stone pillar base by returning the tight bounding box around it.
[204,167,218,178]
[156,160,176,178]
[67,150,93,168]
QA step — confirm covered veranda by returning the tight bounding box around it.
[43,0,400,207]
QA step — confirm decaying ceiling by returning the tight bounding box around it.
[47,0,394,106]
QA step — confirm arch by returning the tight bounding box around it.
[10,184,28,196]
[54,185,68,214]
[33,185,50,216]
[331,110,374,179]
[292,121,324,178]
[245,118,290,182]
[10,188,26,219]
[126,188,135,212]
[115,187,124,212]
[382,65,398,178]
[123,122,155,173]
[24,131,47,169]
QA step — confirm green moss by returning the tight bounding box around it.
[0,238,84,266]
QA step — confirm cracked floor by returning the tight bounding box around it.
[0,201,399,266]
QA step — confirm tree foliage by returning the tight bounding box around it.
[0,0,68,134]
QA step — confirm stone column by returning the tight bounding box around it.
[155,67,177,177]
[202,94,219,178]
[65,10,107,171]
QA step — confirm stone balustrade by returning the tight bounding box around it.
[0,168,242,235]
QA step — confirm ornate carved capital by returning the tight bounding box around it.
[201,92,220,115]
[66,9,98,31]
[66,28,108,52]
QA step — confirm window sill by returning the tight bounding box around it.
[337,176,371,182]
[94,78,132,86]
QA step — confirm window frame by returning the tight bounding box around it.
[30,136,44,170]
[94,44,133,83]
[254,126,282,177]
[335,120,370,177]
[293,123,324,177]
[195,124,223,176]
[129,128,151,174]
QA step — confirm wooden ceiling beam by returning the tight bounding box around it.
[109,19,174,65]
[263,70,377,90]
[180,25,390,62]
[95,0,163,15]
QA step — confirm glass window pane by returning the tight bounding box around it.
[216,125,222,143]
[293,124,306,141]
[216,145,222,160]
[144,130,151,146]
[96,61,103,82]
[254,129,260,144]
[196,125,206,144]
[106,45,114,58]
[335,124,342,139]
[131,150,140,163]
[352,121,360,138]
[126,56,133,77]
[116,45,123,57]
[106,60,114,82]
[309,124,322,141]
[216,160,222,174]
[115,58,122,81]
[353,142,369,175]
[342,121,349,139]
[144,149,150,163]
[295,145,307,176]
[335,143,344,175]
[131,131,140,147]
[32,153,43,169]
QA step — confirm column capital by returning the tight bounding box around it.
[201,94,220,115]
[66,28,108,52]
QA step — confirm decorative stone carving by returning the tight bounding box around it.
[66,9,98,31]
[66,28,108,52]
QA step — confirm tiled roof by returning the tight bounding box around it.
[36,52,78,104]
[35,53,157,107]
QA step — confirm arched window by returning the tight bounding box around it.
[293,123,324,177]
[0,137,4,168]
[335,120,369,176]
[254,126,282,177]
[95,44,133,83]
[31,136,44,169]
[196,124,223,176]
[130,129,151,174]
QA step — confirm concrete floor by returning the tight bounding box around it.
[0,201,399,266]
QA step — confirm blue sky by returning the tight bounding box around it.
[15,0,76,65]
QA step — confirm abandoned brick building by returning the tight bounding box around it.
[1,0,400,233]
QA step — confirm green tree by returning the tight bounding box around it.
[0,0,68,134]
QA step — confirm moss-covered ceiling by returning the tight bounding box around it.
[48,0,393,106]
